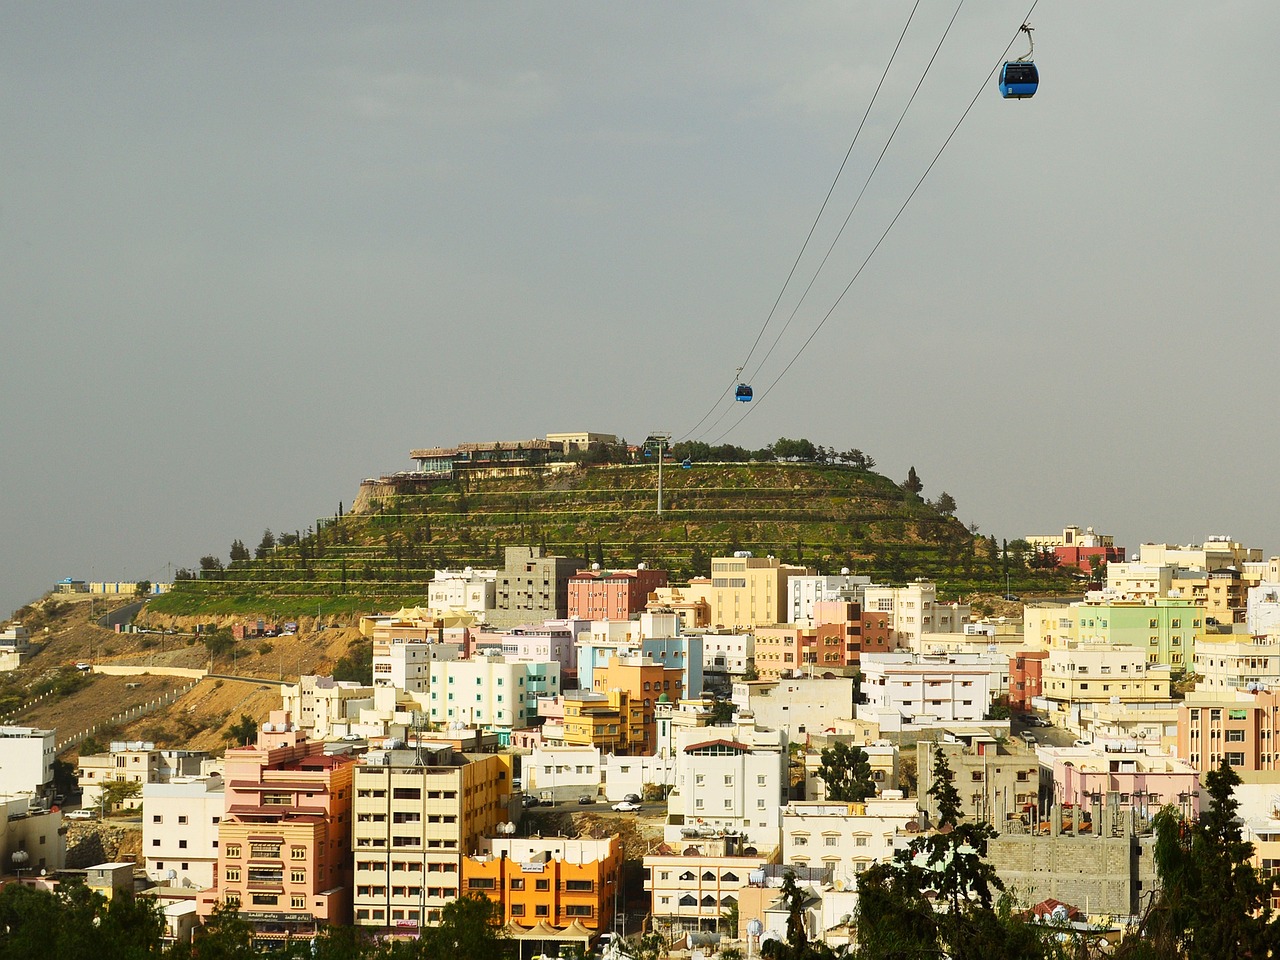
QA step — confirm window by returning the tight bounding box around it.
[510,878,525,890]
[226,845,241,859]
[535,879,550,891]
[291,869,305,883]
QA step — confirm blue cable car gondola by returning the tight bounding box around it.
[735,383,753,402]
[999,23,1038,99]
[681,459,692,470]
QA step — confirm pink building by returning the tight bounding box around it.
[1049,747,1199,817]
[197,711,356,942]
[568,568,668,620]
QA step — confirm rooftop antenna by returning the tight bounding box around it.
[412,710,428,766]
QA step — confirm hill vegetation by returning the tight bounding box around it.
[149,443,1082,617]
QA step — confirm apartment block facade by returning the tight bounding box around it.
[351,745,509,931]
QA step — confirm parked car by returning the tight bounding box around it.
[622,793,642,804]
[1020,731,1037,744]
[539,797,555,806]
[65,809,97,820]
[1073,739,1092,748]
[520,795,540,808]
[578,795,596,805]
[612,800,641,813]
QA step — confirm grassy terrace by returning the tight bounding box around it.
[150,461,1076,615]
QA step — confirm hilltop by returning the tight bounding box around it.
[149,459,1004,617]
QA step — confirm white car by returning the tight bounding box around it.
[611,800,641,812]
[65,809,97,820]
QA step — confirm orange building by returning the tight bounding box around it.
[463,835,621,932]
[197,711,356,941]
[593,653,683,754]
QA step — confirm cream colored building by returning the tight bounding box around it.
[143,775,225,889]
[1043,644,1171,706]
[279,675,376,740]
[705,555,814,628]
[427,570,496,616]
[644,837,773,935]
[1105,564,1175,602]
[861,580,969,651]
[1194,634,1280,693]
[781,796,919,889]
[1138,538,1263,571]
[351,745,510,929]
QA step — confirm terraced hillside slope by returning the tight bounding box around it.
[151,461,1004,616]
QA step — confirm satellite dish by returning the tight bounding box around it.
[841,567,850,576]
[1051,904,1069,922]
[592,563,601,571]
[747,919,764,937]
[638,562,647,570]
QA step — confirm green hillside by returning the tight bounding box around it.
[149,460,1021,617]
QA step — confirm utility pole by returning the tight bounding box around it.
[645,433,672,517]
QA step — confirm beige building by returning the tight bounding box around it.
[143,775,225,889]
[1194,634,1280,693]
[351,745,511,930]
[644,835,774,935]
[1042,644,1172,710]
[861,580,969,652]
[917,733,1040,827]
[1138,538,1263,572]
[79,742,209,811]
[280,676,377,739]
[705,555,814,628]
[781,797,919,889]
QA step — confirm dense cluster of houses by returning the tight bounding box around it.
[9,529,1280,951]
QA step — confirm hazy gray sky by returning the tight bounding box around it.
[3,2,1275,616]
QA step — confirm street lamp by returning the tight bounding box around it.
[10,849,29,881]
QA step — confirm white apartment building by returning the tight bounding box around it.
[0,725,55,797]
[698,631,754,675]
[279,676,376,740]
[372,640,464,694]
[665,721,789,847]
[602,752,678,800]
[731,677,857,740]
[1248,583,1280,637]
[858,655,992,732]
[527,745,602,799]
[1194,635,1280,693]
[781,797,919,889]
[426,656,552,732]
[861,581,969,652]
[1105,564,1175,602]
[143,775,225,889]
[79,743,209,811]
[787,575,871,627]
[427,569,496,616]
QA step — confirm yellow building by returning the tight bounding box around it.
[706,555,813,629]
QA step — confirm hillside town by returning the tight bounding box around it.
[4,526,1280,955]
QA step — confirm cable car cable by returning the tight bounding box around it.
[707,1,1040,445]
[677,1,922,445]
[743,0,967,388]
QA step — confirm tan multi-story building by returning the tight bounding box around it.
[196,714,356,941]
[644,836,774,935]
[463,836,621,933]
[1178,689,1280,774]
[279,675,377,739]
[1042,644,1171,708]
[351,744,510,931]
[79,741,209,812]
[1139,538,1263,572]
[917,733,1040,827]
[705,555,813,629]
